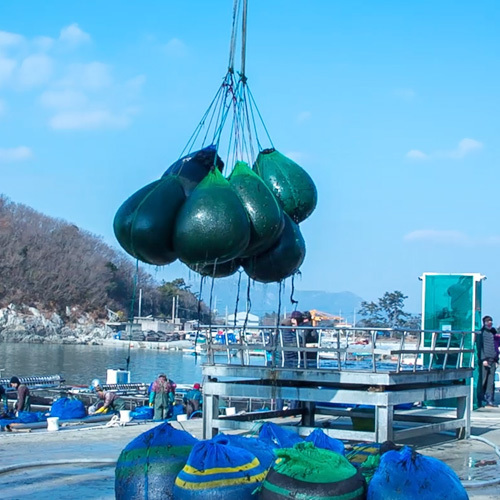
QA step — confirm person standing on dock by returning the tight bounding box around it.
[9,376,31,414]
[476,315,498,407]
[149,373,175,420]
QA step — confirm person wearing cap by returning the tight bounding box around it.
[10,376,31,414]
[149,374,175,420]
[183,383,203,418]
[93,384,126,414]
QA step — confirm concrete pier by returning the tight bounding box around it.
[0,408,498,499]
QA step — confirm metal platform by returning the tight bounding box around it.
[200,326,474,443]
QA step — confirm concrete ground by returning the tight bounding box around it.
[0,408,499,499]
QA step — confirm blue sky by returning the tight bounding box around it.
[1,1,499,317]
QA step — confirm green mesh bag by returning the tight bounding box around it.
[253,149,317,223]
[113,176,186,265]
[243,213,305,283]
[173,168,251,265]
[259,442,366,499]
[229,161,284,257]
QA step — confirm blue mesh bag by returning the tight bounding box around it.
[115,422,198,500]
[213,433,276,469]
[173,440,267,499]
[305,428,345,455]
[258,422,302,449]
[368,446,469,500]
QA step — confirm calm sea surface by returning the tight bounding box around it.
[0,343,203,386]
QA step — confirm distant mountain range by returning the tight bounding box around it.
[195,274,363,322]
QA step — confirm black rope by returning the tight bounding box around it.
[233,270,243,329]
[272,280,283,368]
[193,277,206,361]
[290,274,299,307]
[241,275,252,335]
[125,259,140,372]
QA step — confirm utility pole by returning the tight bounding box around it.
[138,289,142,318]
[175,295,179,321]
[172,296,175,321]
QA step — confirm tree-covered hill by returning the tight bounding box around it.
[0,195,210,322]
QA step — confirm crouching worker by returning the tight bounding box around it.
[149,374,175,421]
[183,383,202,418]
[92,382,126,414]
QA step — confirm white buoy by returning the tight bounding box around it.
[47,417,60,432]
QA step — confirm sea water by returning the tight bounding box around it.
[0,343,203,386]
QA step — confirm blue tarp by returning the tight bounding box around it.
[50,397,86,420]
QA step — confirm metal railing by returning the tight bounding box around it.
[195,325,476,373]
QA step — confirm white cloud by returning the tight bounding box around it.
[164,38,188,57]
[441,138,483,159]
[406,138,483,161]
[394,88,416,101]
[61,62,112,90]
[18,54,53,88]
[49,110,131,130]
[59,23,91,47]
[0,56,17,86]
[406,149,428,160]
[0,31,24,49]
[0,146,33,163]
[40,89,88,109]
[296,111,311,124]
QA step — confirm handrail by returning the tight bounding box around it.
[196,325,475,374]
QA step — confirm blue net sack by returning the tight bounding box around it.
[213,433,276,469]
[115,422,198,500]
[258,422,302,449]
[304,429,345,455]
[367,446,469,500]
[173,440,267,499]
[130,405,154,420]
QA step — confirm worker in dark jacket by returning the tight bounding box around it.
[10,376,31,413]
[476,315,498,407]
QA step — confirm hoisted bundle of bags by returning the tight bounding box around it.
[113,145,317,283]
